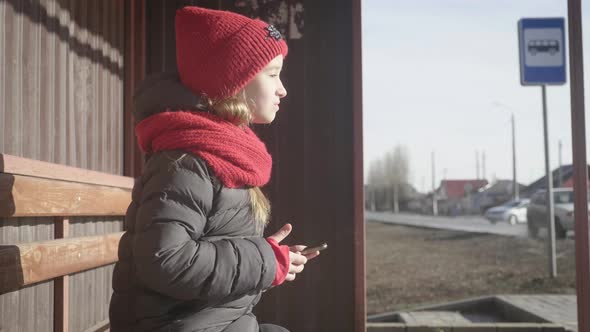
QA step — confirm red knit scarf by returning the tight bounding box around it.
[135,111,272,188]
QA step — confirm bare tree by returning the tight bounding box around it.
[367,145,411,212]
[367,159,387,211]
[368,159,385,186]
[384,146,410,212]
[386,146,410,187]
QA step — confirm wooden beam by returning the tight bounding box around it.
[567,2,590,332]
[54,217,70,332]
[0,174,131,217]
[0,153,134,189]
[352,0,366,330]
[0,232,123,294]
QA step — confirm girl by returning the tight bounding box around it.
[109,6,318,332]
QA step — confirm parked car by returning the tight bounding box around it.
[526,188,585,239]
[484,199,530,225]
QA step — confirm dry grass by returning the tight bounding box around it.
[366,220,577,315]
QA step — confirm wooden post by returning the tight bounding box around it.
[54,217,69,332]
[566,1,590,331]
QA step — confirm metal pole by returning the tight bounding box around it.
[476,150,480,179]
[393,184,399,213]
[482,151,486,180]
[567,2,590,330]
[431,151,435,190]
[558,140,563,187]
[432,151,438,216]
[542,85,557,278]
[370,186,376,211]
[512,113,519,200]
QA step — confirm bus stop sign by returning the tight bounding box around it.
[518,18,566,85]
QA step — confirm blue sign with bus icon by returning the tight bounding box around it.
[518,18,566,85]
[528,39,559,56]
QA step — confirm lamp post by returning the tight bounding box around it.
[492,102,518,200]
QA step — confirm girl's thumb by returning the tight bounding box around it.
[268,223,292,243]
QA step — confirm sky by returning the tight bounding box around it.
[362,0,590,193]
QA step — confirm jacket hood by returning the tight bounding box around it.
[133,72,204,124]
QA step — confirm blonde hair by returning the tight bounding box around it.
[200,92,271,231]
[204,90,252,126]
[249,186,271,233]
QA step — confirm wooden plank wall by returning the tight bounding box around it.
[68,218,123,332]
[0,0,124,171]
[0,1,125,331]
[0,218,54,332]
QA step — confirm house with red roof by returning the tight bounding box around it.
[435,179,489,215]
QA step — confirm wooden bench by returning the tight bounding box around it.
[0,153,133,332]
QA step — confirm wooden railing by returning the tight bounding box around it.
[0,153,133,332]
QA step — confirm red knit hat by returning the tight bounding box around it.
[175,6,289,100]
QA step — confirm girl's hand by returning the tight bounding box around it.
[267,224,319,282]
[285,250,307,281]
[290,245,321,261]
[285,245,320,281]
[284,245,321,281]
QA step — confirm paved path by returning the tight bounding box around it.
[366,211,529,238]
[499,295,578,331]
[369,295,578,331]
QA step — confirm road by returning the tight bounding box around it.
[365,211,529,238]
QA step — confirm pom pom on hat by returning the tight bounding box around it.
[175,6,288,100]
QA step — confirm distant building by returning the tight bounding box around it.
[472,180,527,213]
[435,179,488,216]
[521,164,590,198]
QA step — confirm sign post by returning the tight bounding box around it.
[518,17,566,278]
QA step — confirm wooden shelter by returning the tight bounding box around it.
[0,1,365,331]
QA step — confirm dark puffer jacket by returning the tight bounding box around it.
[109,73,278,332]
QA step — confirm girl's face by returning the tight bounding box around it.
[244,55,287,124]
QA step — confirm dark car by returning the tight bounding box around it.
[484,199,529,225]
[526,188,585,239]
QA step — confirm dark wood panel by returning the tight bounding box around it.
[567,1,590,331]
[0,0,5,151]
[351,1,366,331]
[145,0,198,75]
[257,1,365,331]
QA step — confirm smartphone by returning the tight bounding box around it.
[300,243,328,255]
